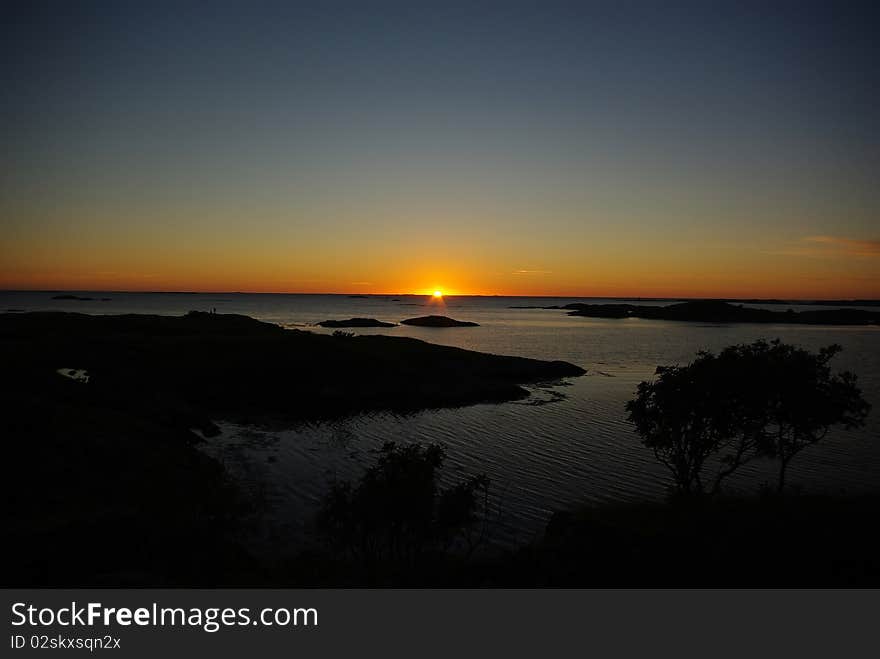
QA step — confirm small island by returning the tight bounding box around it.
[401,315,480,327]
[317,318,397,328]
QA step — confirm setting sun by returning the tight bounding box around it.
[433,290,443,298]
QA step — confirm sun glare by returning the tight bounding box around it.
[433,290,443,298]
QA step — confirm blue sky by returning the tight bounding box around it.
[2,1,878,296]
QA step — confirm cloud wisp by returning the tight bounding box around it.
[772,236,880,258]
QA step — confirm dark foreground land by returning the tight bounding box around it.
[292,495,880,587]
[3,311,879,586]
[1,311,580,585]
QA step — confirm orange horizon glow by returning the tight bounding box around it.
[2,234,878,301]
[2,279,878,301]
[4,274,879,301]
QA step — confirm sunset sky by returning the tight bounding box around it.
[2,2,878,298]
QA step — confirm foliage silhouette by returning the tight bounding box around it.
[317,442,489,570]
[627,339,869,496]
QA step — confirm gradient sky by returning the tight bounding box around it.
[2,1,878,297]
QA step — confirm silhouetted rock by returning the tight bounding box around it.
[52,294,95,301]
[318,318,396,328]
[401,315,480,327]
[565,300,880,325]
[2,311,580,423]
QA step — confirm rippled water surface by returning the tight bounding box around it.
[5,291,878,545]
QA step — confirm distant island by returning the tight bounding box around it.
[317,318,396,328]
[512,298,880,308]
[727,298,880,307]
[517,300,880,325]
[401,315,480,327]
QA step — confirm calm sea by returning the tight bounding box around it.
[5,290,879,547]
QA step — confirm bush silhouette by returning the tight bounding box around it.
[627,339,869,496]
[317,442,489,568]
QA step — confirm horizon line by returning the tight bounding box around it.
[2,288,878,303]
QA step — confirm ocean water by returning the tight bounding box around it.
[5,290,879,546]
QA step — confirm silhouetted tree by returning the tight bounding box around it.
[626,353,755,496]
[627,340,869,496]
[317,442,489,567]
[734,341,871,493]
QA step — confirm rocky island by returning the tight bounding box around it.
[317,317,397,328]
[401,315,480,327]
